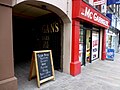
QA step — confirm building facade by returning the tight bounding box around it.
[106,0,120,55]
[106,14,119,53]
[0,0,111,89]
[0,0,72,89]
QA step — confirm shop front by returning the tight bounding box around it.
[71,0,110,76]
[106,14,120,53]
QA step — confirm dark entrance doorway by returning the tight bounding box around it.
[82,28,92,65]
[13,2,63,72]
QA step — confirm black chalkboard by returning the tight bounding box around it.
[29,50,55,88]
[37,52,52,80]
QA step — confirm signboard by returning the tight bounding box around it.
[72,0,110,29]
[29,50,55,87]
[80,6,109,27]
[101,3,107,14]
[116,0,120,4]
[107,0,120,5]
[94,0,106,6]
[106,49,114,60]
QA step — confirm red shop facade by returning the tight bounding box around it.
[70,0,110,76]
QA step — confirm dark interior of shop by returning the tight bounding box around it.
[13,14,63,72]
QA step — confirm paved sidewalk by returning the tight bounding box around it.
[15,53,120,90]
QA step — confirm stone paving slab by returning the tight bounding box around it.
[15,53,120,90]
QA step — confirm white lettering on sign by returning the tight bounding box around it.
[81,7,109,27]
[84,7,93,19]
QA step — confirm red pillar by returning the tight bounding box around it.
[70,19,81,76]
[102,29,106,60]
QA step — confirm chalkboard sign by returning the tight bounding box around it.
[37,52,53,80]
[29,50,55,87]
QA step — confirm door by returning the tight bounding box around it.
[82,29,91,66]
[86,30,91,63]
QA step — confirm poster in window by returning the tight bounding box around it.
[92,31,99,60]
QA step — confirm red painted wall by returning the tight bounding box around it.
[70,19,81,76]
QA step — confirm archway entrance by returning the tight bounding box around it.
[13,1,63,85]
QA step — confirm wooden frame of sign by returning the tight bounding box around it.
[29,50,55,88]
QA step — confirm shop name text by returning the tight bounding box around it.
[81,7,109,27]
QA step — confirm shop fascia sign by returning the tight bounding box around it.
[107,0,120,5]
[81,6,109,27]
[94,0,106,6]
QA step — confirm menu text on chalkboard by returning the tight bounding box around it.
[29,50,55,88]
[37,52,52,80]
